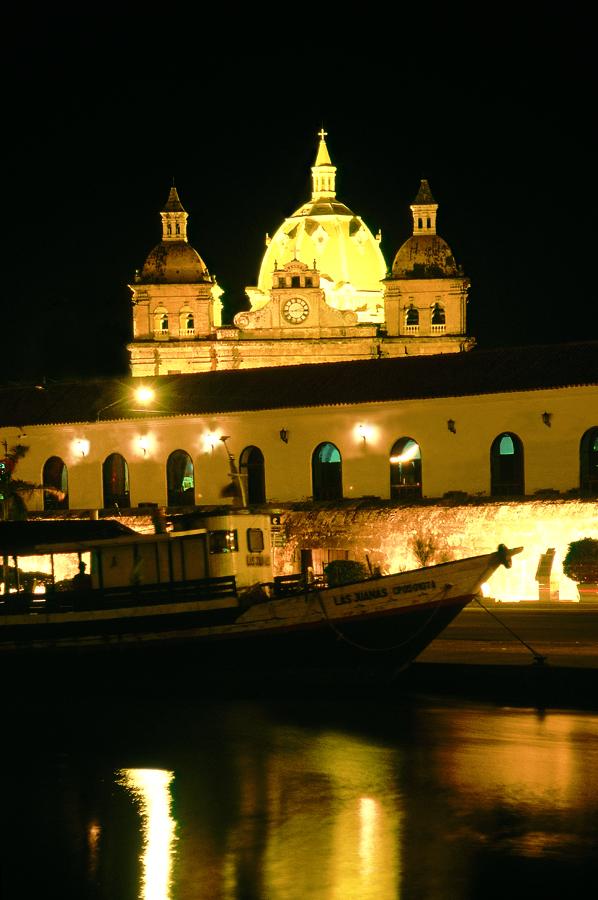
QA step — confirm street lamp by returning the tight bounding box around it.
[96,386,156,421]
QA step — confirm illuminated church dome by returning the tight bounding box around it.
[247,131,387,323]
[391,180,461,278]
[136,187,212,285]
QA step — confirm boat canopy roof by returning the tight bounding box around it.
[0,519,138,556]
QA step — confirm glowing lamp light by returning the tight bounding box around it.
[72,438,90,458]
[390,444,419,464]
[354,423,377,445]
[202,430,222,453]
[135,386,155,406]
[137,435,152,457]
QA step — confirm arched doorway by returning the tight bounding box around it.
[390,437,422,500]
[312,442,342,501]
[167,450,195,507]
[580,427,598,496]
[102,453,130,509]
[42,456,69,510]
[239,446,266,504]
[490,432,524,497]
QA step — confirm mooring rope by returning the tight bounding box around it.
[473,596,547,665]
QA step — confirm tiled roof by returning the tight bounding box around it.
[0,342,596,427]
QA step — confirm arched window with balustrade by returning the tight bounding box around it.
[312,442,342,501]
[405,306,419,332]
[102,453,130,509]
[153,307,168,335]
[239,446,266,504]
[390,437,422,500]
[580,427,598,496]
[490,432,524,497]
[42,456,69,510]
[167,450,196,507]
[431,303,446,332]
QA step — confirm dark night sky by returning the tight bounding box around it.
[3,13,596,383]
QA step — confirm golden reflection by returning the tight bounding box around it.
[439,709,598,811]
[87,821,101,877]
[259,730,401,899]
[117,768,177,900]
[358,797,377,879]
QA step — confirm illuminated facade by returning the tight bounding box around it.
[2,344,597,601]
[128,134,472,377]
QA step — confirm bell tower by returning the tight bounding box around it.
[128,186,224,377]
[383,180,474,354]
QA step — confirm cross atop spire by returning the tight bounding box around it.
[312,130,336,199]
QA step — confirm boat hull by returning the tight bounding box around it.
[0,549,515,685]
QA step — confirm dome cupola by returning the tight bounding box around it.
[136,186,212,285]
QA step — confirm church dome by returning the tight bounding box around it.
[249,133,387,323]
[138,241,210,284]
[391,234,459,278]
[390,179,461,279]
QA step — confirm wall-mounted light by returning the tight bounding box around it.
[357,424,368,444]
[542,411,552,427]
[73,438,90,458]
[447,419,456,434]
[137,435,150,456]
[202,430,222,454]
[279,427,289,443]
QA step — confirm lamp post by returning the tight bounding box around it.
[220,436,248,508]
[96,386,156,421]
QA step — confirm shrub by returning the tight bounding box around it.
[563,538,598,584]
[324,559,368,587]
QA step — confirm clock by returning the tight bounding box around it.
[282,297,310,324]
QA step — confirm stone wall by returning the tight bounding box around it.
[272,499,598,601]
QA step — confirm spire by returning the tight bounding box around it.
[410,178,439,235]
[311,128,337,200]
[160,185,189,241]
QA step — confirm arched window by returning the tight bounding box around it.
[418,217,423,229]
[167,450,195,507]
[153,308,169,335]
[179,309,195,336]
[102,453,130,509]
[580,427,598,496]
[390,437,422,500]
[312,442,342,501]
[175,222,180,235]
[405,306,419,328]
[490,433,524,497]
[240,446,266,504]
[431,303,445,324]
[42,456,68,510]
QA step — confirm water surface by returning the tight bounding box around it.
[3,693,597,899]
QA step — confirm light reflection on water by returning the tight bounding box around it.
[117,769,177,900]
[4,698,598,899]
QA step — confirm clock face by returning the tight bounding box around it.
[282,297,310,324]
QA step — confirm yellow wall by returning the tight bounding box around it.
[3,384,596,510]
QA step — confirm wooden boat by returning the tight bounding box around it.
[0,512,521,684]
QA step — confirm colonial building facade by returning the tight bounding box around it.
[1,345,597,601]
[128,133,473,376]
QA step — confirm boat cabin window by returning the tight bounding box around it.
[247,528,264,552]
[209,530,238,554]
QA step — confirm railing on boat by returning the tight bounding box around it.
[0,575,238,615]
